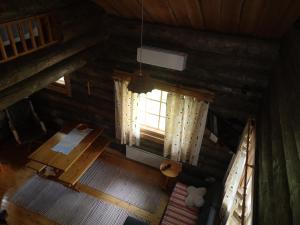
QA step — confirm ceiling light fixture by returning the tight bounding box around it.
[127,0,154,94]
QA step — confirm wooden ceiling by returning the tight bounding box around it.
[92,0,300,38]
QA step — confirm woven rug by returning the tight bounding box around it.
[11,176,144,225]
[80,160,165,213]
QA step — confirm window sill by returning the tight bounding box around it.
[140,126,164,145]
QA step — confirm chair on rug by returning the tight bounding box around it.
[5,98,47,145]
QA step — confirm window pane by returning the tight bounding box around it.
[139,95,146,111]
[160,103,166,116]
[146,89,161,101]
[162,91,168,103]
[56,76,65,85]
[144,114,159,128]
[159,117,166,131]
[146,99,160,115]
[139,110,146,124]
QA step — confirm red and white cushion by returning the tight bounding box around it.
[161,182,199,225]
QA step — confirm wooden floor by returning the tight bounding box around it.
[0,141,168,225]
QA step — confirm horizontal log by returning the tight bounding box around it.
[71,83,114,104]
[201,144,233,161]
[34,90,115,121]
[71,71,114,93]
[109,36,272,81]
[35,104,115,137]
[103,58,262,99]
[0,0,77,22]
[104,44,265,97]
[210,105,250,122]
[198,155,228,170]
[0,50,93,110]
[86,58,256,120]
[0,31,109,91]
[58,2,105,42]
[105,16,280,61]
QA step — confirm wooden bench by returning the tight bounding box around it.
[58,136,110,187]
[26,160,46,173]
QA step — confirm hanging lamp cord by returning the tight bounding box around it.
[139,0,144,76]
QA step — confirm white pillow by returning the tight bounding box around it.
[185,186,207,208]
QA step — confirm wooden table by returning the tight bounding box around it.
[160,159,182,190]
[28,123,103,175]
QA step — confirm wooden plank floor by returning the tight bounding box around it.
[0,141,169,225]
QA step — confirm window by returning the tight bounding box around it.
[47,75,71,96]
[139,89,168,144]
[55,76,66,85]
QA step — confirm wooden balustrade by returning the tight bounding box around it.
[0,14,59,63]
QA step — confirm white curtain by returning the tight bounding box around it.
[164,92,209,166]
[114,79,141,146]
[221,120,256,224]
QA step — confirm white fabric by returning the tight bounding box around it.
[221,121,256,223]
[164,92,209,165]
[185,186,207,208]
[114,79,141,146]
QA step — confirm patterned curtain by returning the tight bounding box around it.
[163,92,209,166]
[114,79,141,146]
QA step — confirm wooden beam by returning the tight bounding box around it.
[104,16,279,60]
[0,50,92,110]
[106,40,273,93]
[110,59,262,99]
[0,32,109,92]
[108,37,270,89]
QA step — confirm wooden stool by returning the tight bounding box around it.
[160,159,182,191]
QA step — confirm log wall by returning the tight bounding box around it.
[30,5,279,178]
[256,27,300,225]
[0,2,279,178]
[33,65,115,137]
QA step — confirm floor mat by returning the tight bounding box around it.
[11,175,144,225]
[80,159,166,213]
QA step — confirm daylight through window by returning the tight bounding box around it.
[139,89,168,132]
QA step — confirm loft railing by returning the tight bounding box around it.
[0,14,59,63]
[221,118,256,225]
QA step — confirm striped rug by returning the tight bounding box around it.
[11,176,146,225]
[161,182,199,225]
[80,160,166,213]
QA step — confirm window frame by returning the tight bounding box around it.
[139,89,167,145]
[47,75,71,96]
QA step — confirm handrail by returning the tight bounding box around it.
[241,118,255,225]
[0,13,59,63]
